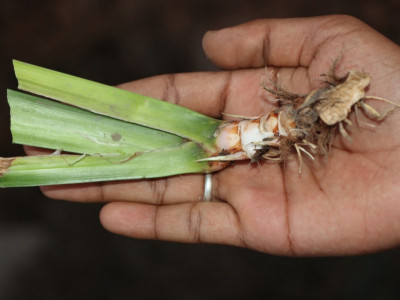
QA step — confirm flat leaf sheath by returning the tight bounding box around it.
[14,60,223,151]
[0,142,210,187]
[8,90,183,154]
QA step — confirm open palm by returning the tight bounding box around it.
[30,15,400,255]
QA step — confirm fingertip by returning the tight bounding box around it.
[99,202,118,233]
[99,202,156,239]
[202,28,226,68]
[99,202,138,237]
[202,20,274,69]
[201,30,214,55]
[202,29,218,41]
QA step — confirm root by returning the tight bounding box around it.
[320,50,347,86]
[262,70,307,106]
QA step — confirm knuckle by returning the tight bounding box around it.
[97,182,106,202]
[187,203,202,243]
[161,73,180,105]
[218,71,232,116]
[149,178,168,205]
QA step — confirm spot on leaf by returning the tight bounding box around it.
[111,133,122,141]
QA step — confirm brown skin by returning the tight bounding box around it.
[26,15,400,255]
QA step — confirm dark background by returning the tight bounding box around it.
[1,0,400,299]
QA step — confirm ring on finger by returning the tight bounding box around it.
[202,173,212,202]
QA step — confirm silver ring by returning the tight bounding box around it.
[202,173,212,202]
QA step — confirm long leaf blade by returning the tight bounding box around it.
[14,60,222,151]
[8,90,183,154]
[0,142,210,187]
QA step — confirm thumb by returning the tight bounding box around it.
[202,15,367,70]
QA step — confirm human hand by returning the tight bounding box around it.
[28,15,400,255]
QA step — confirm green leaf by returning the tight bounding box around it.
[0,142,210,187]
[8,90,183,154]
[14,60,222,151]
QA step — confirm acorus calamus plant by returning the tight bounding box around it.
[0,60,399,187]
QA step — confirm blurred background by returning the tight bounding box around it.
[1,0,400,299]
